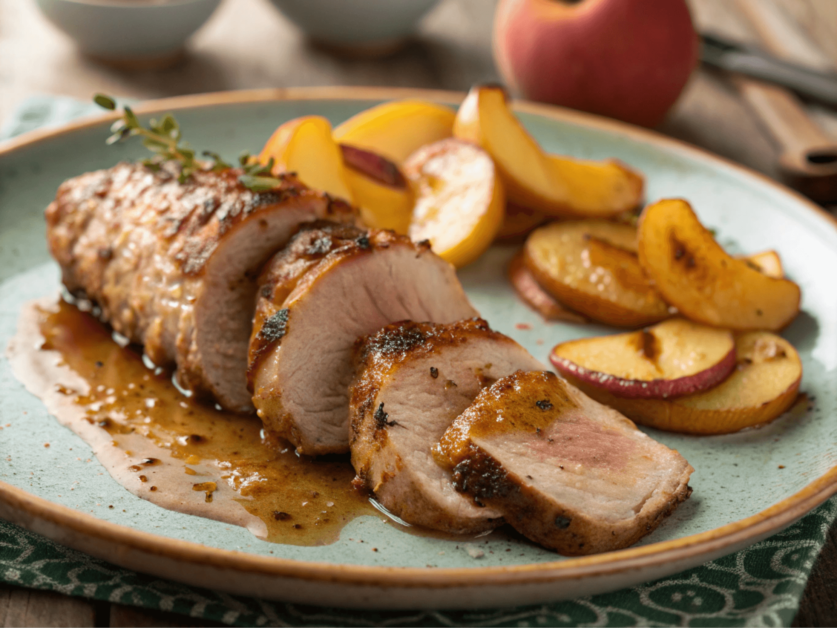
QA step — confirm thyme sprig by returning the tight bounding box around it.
[237,152,284,192]
[93,94,286,191]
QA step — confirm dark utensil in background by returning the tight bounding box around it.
[700,5,837,204]
[701,33,837,109]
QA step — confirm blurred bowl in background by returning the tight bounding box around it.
[267,0,441,57]
[35,0,223,69]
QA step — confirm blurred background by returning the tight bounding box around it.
[3,0,837,207]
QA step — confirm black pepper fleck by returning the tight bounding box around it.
[374,403,396,429]
[355,235,371,250]
[259,308,289,343]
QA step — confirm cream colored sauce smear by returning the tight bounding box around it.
[8,297,383,546]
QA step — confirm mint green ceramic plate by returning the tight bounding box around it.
[1,88,836,609]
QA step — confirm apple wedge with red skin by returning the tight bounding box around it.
[550,318,736,399]
[508,252,587,323]
[339,143,408,189]
[560,332,802,435]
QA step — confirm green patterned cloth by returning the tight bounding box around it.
[1,96,835,627]
[1,502,834,626]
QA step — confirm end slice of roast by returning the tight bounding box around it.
[436,370,693,554]
[46,162,355,412]
[349,319,544,534]
[249,229,479,456]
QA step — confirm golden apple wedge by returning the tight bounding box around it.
[339,144,413,234]
[258,116,354,202]
[333,100,456,164]
[343,168,412,235]
[524,220,670,327]
[453,84,644,218]
[405,139,505,268]
[638,199,801,331]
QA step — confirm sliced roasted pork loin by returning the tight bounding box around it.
[436,371,693,555]
[247,221,366,377]
[349,319,544,534]
[249,226,479,456]
[46,162,354,412]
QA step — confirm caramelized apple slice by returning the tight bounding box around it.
[496,202,549,242]
[508,252,587,323]
[638,199,801,331]
[258,116,354,202]
[524,220,670,327]
[453,84,643,218]
[743,250,784,279]
[551,318,735,399]
[339,144,413,234]
[406,139,505,268]
[545,154,644,218]
[562,332,802,434]
[333,100,456,163]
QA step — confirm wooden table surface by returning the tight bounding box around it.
[1,0,836,625]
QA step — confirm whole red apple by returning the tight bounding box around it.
[493,0,699,127]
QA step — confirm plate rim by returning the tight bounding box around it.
[2,85,836,589]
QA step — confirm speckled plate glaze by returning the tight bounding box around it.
[1,88,836,610]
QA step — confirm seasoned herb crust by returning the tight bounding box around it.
[436,370,694,555]
[46,161,354,411]
[347,320,543,535]
[249,227,478,455]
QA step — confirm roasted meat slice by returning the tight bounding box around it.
[349,319,544,534]
[46,162,354,412]
[436,371,693,555]
[247,220,368,381]
[249,229,479,455]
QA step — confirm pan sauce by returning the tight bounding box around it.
[8,297,394,546]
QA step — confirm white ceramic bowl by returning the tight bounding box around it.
[35,0,223,64]
[267,0,440,53]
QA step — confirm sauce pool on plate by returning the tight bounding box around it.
[7,297,386,545]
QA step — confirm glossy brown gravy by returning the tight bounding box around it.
[8,297,392,546]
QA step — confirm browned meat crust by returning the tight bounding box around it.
[349,320,543,534]
[350,318,505,445]
[436,371,693,555]
[249,230,478,455]
[46,161,354,411]
[247,221,367,385]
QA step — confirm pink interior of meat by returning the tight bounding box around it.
[525,414,635,471]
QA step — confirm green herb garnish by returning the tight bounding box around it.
[94,93,286,190]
